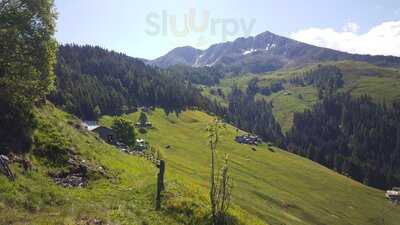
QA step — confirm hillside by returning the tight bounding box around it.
[100,108,400,225]
[1,104,399,225]
[1,104,261,225]
[0,104,169,224]
[149,31,400,73]
[50,45,206,120]
[204,61,400,131]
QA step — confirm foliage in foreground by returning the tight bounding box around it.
[207,121,233,225]
[0,0,57,153]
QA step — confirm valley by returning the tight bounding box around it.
[2,105,400,224]
[2,1,400,224]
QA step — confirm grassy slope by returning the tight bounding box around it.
[336,61,400,102]
[256,86,318,132]
[101,109,400,225]
[0,104,266,225]
[0,104,208,225]
[205,61,400,132]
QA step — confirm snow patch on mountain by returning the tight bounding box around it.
[243,49,257,55]
[266,43,276,51]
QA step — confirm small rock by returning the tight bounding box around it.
[53,173,88,188]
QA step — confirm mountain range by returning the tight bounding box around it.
[148,31,400,73]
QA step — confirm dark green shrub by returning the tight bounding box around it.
[33,124,72,166]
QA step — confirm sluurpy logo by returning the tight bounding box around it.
[145,9,256,48]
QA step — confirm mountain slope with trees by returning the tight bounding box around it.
[50,45,208,120]
[286,94,400,189]
[202,62,400,189]
[204,61,400,131]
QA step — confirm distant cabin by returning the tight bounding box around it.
[92,126,116,144]
[135,121,153,128]
[235,134,261,145]
[134,138,146,151]
[283,92,291,96]
[386,188,400,202]
[82,121,100,131]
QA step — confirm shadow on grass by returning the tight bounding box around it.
[160,181,241,225]
[164,204,240,225]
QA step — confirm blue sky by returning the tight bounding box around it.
[55,0,400,59]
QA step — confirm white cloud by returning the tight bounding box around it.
[342,22,360,33]
[291,21,400,56]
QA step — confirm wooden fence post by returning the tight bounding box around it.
[156,160,165,210]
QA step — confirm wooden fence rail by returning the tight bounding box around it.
[0,155,15,181]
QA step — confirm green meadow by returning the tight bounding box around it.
[101,108,400,225]
[203,61,400,132]
[1,104,399,224]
